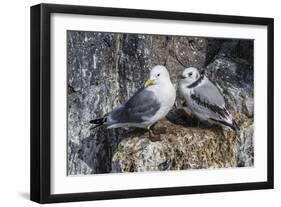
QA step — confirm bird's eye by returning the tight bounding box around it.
[188,72,193,77]
[157,73,160,77]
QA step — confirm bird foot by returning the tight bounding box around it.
[153,127,167,134]
[148,130,161,142]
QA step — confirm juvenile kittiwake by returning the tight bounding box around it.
[90,65,176,139]
[179,67,239,131]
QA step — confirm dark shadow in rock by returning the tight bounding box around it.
[78,127,122,174]
[166,108,223,131]
[204,39,223,66]
[166,108,198,127]
[79,126,148,174]
[119,128,148,139]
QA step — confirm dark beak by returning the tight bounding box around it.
[178,75,186,79]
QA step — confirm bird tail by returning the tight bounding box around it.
[89,117,107,128]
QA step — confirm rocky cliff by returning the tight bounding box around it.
[67,31,254,175]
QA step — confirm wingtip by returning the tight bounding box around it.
[210,118,239,131]
[232,120,240,131]
[89,117,106,127]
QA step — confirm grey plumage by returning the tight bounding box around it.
[190,77,228,122]
[193,78,224,108]
[107,89,160,125]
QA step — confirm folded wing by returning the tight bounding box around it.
[107,88,160,125]
[190,79,230,121]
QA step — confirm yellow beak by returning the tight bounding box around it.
[144,79,154,87]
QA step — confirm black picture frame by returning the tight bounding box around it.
[30,3,274,204]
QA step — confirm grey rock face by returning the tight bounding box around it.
[67,31,254,175]
[205,40,254,167]
[237,125,254,167]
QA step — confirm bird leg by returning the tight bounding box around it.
[197,119,201,128]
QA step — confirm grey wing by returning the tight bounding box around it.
[190,79,230,120]
[108,88,160,124]
[194,78,225,108]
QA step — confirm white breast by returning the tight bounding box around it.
[179,83,193,103]
[145,83,176,128]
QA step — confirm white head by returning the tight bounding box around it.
[144,65,171,87]
[179,67,201,86]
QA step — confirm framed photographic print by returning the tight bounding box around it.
[30,3,274,203]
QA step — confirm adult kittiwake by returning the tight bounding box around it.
[179,67,239,131]
[90,65,176,139]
